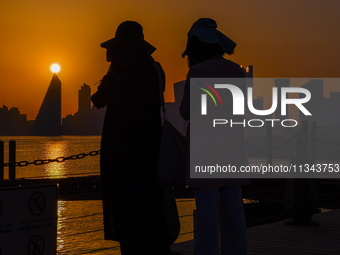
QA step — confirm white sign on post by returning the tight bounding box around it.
[0,185,57,255]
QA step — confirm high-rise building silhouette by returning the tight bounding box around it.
[77,83,94,135]
[299,79,340,126]
[78,84,91,113]
[62,83,106,135]
[33,74,62,135]
[0,105,9,135]
[244,65,264,120]
[328,92,340,126]
[299,79,325,125]
[165,81,188,136]
[274,79,290,124]
[0,105,31,135]
[245,65,253,78]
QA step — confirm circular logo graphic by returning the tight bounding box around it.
[28,192,46,217]
[27,235,45,255]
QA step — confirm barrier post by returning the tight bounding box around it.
[284,120,319,226]
[310,122,316,165]
[266,121,272,165]
[193,209,197,239]
[0,140,4,180]
[9,140,16,180]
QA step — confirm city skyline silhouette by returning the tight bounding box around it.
[1,0,340,121]
[0,73,106,136]
[1,66,340,136]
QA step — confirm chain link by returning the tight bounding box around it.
[248,133,298,157]
[248,132,340,157]
[5,131,337,167]
[1,150,100,167]
[88,151,100,156]
[310,136,340,147]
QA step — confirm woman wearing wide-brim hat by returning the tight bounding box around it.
[91,21,178,255]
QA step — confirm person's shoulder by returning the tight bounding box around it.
[223,58,242,68]
[187,61,208,74]
[187,59,218,77]
[188,58,245,78]
[220,58,246,77]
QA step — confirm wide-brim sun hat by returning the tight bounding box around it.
[182,18,236,57]
[101,21,156,55]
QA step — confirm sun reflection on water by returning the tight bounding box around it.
[44,142,68,178]
[57,201,66,252]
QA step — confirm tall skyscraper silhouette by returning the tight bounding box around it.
[33,74,62,135]
[274,78,290,126]
[164,81,188,136]
[299,79,328,126]
[78,84,91,113]
[77,83,92,135]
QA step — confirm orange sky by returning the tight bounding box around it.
[1,0,340,120]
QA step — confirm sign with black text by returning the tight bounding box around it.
[0,185,57,254]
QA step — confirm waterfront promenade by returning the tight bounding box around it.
[172,209,340,254]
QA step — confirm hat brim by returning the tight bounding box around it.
[101,37,156,55]
[100,38,116,49]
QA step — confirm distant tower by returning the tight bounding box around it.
[274,79,290,126]
[173,81,185,103]
[78,84,91,113]
[244,65,254,121]
[33,74,62,136]
[77,83,92,135]
[300,79,325,125]
[245,65,253,78]
[164,81,188,136]
[329,92,340,126]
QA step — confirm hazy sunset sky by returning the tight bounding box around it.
[1,0,340,120]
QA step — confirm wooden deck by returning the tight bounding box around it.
[171,209,340,255]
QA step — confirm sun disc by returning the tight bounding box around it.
[50,63,61,73]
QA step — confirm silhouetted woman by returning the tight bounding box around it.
[91,21,171,255]
[180,18,249,255]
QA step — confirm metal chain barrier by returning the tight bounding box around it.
[248,133,299,157]
[1,150,100,167]
[311,136,340,147]
[1,132,306,167]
